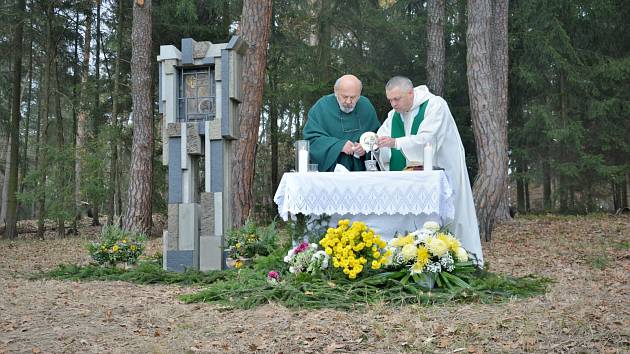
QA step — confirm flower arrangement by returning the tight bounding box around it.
[283,242,330,275]
[87,225,146,267]
[319,219,390,279]
[385,221,474,288]
[226,219,278,261]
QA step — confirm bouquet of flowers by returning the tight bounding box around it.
[87,225,145,267]
[384,221,475,288]
[319,219,390,279]
[283,242,330,275]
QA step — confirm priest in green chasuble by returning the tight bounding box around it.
[303,75,381,172]
[375,76,484,264]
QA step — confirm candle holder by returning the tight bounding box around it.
[295,140,310,173]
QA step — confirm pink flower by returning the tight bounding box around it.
[293,242,309,254]
[267,271,280,281]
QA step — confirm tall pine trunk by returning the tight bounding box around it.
[4,0,26,239]
[492,0,511,221]
[232,0,273,227]
[467,0,509,241]
[426,0,445,97]
[74,1,93,232]
[91,0,102,226]
[123,0,153,235]
[54,64,66,237]
[36,3,55,239]
[108,0,124,226]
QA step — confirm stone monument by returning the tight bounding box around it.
[157,37,246,272]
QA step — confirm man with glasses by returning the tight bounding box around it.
[303,74,381,172]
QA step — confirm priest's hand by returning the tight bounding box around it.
[353,143,366,157]
[342,140,355,155]
[377,136,396,148]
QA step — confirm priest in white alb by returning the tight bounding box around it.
[375,76,484,264]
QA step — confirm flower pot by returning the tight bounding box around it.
[115,262,136,271]
[415,273,435,289]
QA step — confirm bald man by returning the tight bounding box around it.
[303,75,380,172]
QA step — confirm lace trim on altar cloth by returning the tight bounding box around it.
[274,171,455,221]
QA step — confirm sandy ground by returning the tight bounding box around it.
[1,214,629,353]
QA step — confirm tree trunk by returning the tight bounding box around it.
[75,1,93,229]
[231,0,273,227]
[558,70,569,212]
[123,0,153,235]
[92,0,102,227]
[36,3,55,240]
[623,173,629,208]
[426,0,446,97]
[525,179,530,212]
[108,0,124,226]
[20,23,34,196]
[492,0,511,221]
[515,160,526,212]
[270,96,279,201]
[467,0,508,241]
[4,0,26,239]
[543,160,552,210]
[1,140,11,228]
[54,63,66,238]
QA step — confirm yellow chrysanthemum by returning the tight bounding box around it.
[437,233,461,251]
[416,246,430,265]
[410,261,425,274]
[112,245,119,252]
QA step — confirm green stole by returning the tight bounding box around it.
[390,100,429,171]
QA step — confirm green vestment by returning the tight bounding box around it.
[389,100,429,171]
[303,94,380,172]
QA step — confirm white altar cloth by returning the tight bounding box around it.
[273,171,455,240]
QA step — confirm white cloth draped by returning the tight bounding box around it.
[376,85,484,264]
[273,171,455,240]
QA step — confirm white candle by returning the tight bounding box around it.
[423,143,433,171]
[298,149,309,173]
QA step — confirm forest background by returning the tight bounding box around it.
[0,0,628,239]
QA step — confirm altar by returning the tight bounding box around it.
[273,171,455,241]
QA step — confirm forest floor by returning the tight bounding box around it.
[1,214,629,353]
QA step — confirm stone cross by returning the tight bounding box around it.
[157,37,246,272]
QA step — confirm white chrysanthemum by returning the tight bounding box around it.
[401,244,418,261]
[455,247,468,262]
[426,238,449,257]
[423,221,441,232]
[289,266,295,273]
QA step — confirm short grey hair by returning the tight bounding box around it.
[334,76,363,91]
[385,76,413,91]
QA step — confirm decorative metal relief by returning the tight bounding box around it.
[177,67,215,122]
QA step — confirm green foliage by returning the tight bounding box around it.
[32,261,233,285]
[225,219,279,259]
[87,225,146,266]
[180,253,551,310]
[35,244,551,310]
